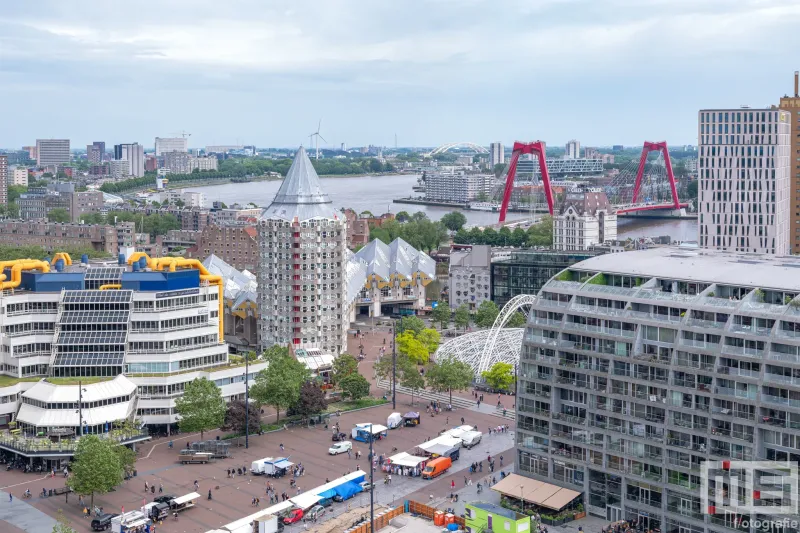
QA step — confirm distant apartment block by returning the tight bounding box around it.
[23,145,37,161]
[343,209,395,249]
[566,139,581,159]
[206,145,243,153]
[490,142,505,168]
[187,225,258,271]
[553,189,617,251]
[113,143,145,177]
[86,142,105,164]
[10,166,28,186]
[0,156,7,205]
[779,71,800,254]
[698,108,791,254]
[155,137,188,156]
[425,171,493,204]
[35,139,70,167]
[163,151,192,174]
[19,183,104,222]
[584,147,601,159]
[211,206,262,226]
[108,160,128,180]
[449,245,491,311]
[0,220,134,253]
[192,156,218,172]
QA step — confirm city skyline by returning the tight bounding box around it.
[1,0,798,148]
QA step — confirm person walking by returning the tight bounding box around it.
[451,479,455,490]
[280,443,285,452]
[144,481,149,492]
[500,455,504,466]
[194,480,199,491]
[159,483,163,493]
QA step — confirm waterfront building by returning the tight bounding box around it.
[490,142,505,168]
[515,158,603,180]
[449,245,491,311]
[35,139,70,167]
[155,137,188,156]
[164,151,192,174]
[566,139,581,159]
[192,156,219,172]
[425,170,493,204]
[698,108,791,254]
[518,247,800,531]
[779,71,800,254]
[553,189,617,251]
[490,250,598,308]
[257,146,349,354]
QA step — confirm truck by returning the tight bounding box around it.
[251,457,274,475]
[142,502,169,521]
[178,450,213,464]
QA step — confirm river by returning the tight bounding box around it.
[187,174,697,240]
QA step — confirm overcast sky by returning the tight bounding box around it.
[2,0,799,150]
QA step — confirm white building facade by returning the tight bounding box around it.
[698,108,791,254]
[449,245,491,311]
[155,137,189,156]
[258,147,348,354]
[11,166,28,186]
[490,142,504,168]
[36,139,70,167]
[565,139,581,159]
[425,171,493,204]
[553,190,617,251]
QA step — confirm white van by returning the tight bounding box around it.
[251,457,273,475]
[328,441,352,455]
[460,430,482,449]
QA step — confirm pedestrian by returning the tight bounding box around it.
[500,455,504,466]
[194,480,199,491]
[464,476,468,486]
[461,417,465,425]
[208,489,212,500]
[280,443,284,452]
[451,480,455,490]
[144,481,149,492]
[8,493,11,503]
[479,462,483,472]
[347,449,351,459]
[477,400,480,408]
[159,483,163,493]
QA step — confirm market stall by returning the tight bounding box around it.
[384,452,428,477]
[403,412,420,427]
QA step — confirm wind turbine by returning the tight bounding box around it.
[310,119,326,160]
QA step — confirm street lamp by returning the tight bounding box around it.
[369,423,375,533]
[392,319,397,410]
[77,381,88,436]
[244,353,250,449]
[520,485,525,515]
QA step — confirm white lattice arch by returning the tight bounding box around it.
[428,142,490,156]
[434,328,524,377]
[477,294,537,373]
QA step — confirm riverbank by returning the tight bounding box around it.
[393,196,546,214]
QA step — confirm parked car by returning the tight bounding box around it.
[153,494,176,505]
[91,514,119,531]
[318,498,333,508]
[329,441,353,455]
[359,481,375,492]
[283,509,304,524]
[331,432,348,442]
[304,505,327,522]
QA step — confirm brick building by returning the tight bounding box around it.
[188,225,258,271]
[0,220,134,254]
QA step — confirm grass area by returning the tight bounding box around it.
[46,376,114,386]
[325,397,389,412]
[0,376,42,388]
[127,359,263,378]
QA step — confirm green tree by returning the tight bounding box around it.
[249,349,309,421]
[395,211,411,222]
[332,353,359,384]
[511,227,527,247]
[47,208,71,223]
[339,373,371,400]
[396,330,430,364]
[8,185,27,204]
[416,328,441,354]
[115,445,136,477]
[481,362,515,392]
[475,300,500,328]
[399,359,426,405]
[498,226,512,246]
[527,215,553,247]
[52,510,77,533]
[427,357,474,404]
[174,377,226,439]
[431,303,451,330]
[454,304,471,331]
[687,180,698,200]
[506,311,527,328]
[294,381,327,418]
[411,211,428,222]
[441,211,467,232]
[225,399,261,435]
[482,227,498,246]
[67,435,123,508]
[396,315,425,335]
[493,163,507,177]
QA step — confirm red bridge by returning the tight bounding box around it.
[498,140,689,223]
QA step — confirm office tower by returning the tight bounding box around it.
[565,139,581,159]
[779,71,800,254]
[490,142,505,168]
[0,156,7,205]
[698,108,791,254]
[518,247,800,531]
[87,141,105,164]
[113,143,145,177]
[257,146,347,354]
[35,139,70,167]
[155,137,188,156]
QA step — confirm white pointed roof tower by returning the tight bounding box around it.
[260,146,338,222]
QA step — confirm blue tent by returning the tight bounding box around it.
[334,481,363,500]
[317,489,337,499]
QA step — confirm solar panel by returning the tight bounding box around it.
[52,353,125,366]
[60,310,131,324]
[56,331,128,345]
[62,290,134,304]
[84,267,125,281]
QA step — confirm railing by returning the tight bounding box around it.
[730,323,771,336]
[674,358,715,371]
[686,317,727,329]
[776,327,800,339]
[4,328,55,338]
[721,344,765,358]
[0,429,149,454]
[532,317,563,327]
[130,321,214,334]
[668,477,701,490]
[768,350,800,364]
[762,395,800,408]
[666,503,704,521]
[564,322,601,333]
[765,373,800,387]
[127,340,221,355]
[552,413,586,425]
[715,386,757,400]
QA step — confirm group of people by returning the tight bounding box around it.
[487,424,510,435]
[602,518,658,533]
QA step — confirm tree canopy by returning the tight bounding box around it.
[441,211,467,232]
[454,304,471,331]
[396,330,430,364]
[416,328,441,354]
[338,373,371,401]
[249,347,310,421]
[67,435,123,508]
[396,315,425,336]
[225,399,261,435]
[426,357,474,404]
[370,217,448,253]
[332,353,359,384]
[431,304,451,330]
[481,362,515,392]
[506,311,527,328]
[47,208,70,223]
[293,381,328,418]
[454,215,553,247]
[175,377,226,439]
[475,300,500,328]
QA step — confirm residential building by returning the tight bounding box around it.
[518,247,800,532]
[553,189,617,251]
[566,139,581,159]
[113,143,145,178]
[35,139,70,167]
[449,245,491,311]
[425,171,493,204]
[0,253,266,441]
[464,502,529,533]
[0,220,133,253]
[684,157,698,174]
[342,209,395,249]
[145,155,158,172]
[602,154,616,164]
[205,145,243,154]
[89,164,109,176]
[23,146,37,161]
[10,166,28,186]
[0,156,7,205]
[187,225,259,271]
[163,229,201,251]
[210,206,262,226]
[698,108,791,254]
[257,146,349,354]
[584,147,601,159]
[155,137,188,156]
[192,156,218,172]
[164,151,192,174]
[18,183,104,222]
[353,237,435,317]
[490,250,598,308]
[159,189,206,208]
[779,71,800,254]
[490,142,505,168]
[109,160,129,180]
[86,142,105,164]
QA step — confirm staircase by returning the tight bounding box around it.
[376,379,476,409]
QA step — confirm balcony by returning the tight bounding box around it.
[730,323,772,336]
[552,413,586,425]
[686,317,727,330]
[668,477,701,490]
[762,394,800,409]
[532,317,563,328]
[722,344,765,358]
[765,373,800,387]
[564,322,601,334]
[715,386,757,401]
[666,503,704,521]
[535,372,552,381]
[717,366,760,379]
[710,426,731,437]
[768,350,800,364]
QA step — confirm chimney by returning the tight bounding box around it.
[795,71,799,98]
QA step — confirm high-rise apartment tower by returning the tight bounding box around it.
[490,142,505,168]
[779,71,800,254]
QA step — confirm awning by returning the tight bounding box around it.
[389,452,427,467]
[172,492,200,505]
[317,489,337,499]
[491,473,581,511]
[403,412,419,418]
[290,492,321,510]
[419,435,461,455]
[274,460,293,469]
[442,425,474,439]
[354,423,387,434]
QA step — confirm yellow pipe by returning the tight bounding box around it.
[0,260,51,290]
[99,284,122,290]
[51,253,73,267]
[126,252,157,269]
[152,257,224,343]
[0,260,30,283]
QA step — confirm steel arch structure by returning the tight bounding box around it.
[478,294,536,373]
[434,328,524,376]
[428,142,489,156]
[615,141,688,214]
[499,141,553,222]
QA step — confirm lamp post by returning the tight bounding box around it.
[368,423,375,532]
[521,485,525,516]
[245,353,250,449]
[392,320,397,410]
[77,381,87,437]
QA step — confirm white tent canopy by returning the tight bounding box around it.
[389,452,428,467]
[442,425,474,439]
[172,492,200,506]
[418,435,462,455]
[290,492,321,510]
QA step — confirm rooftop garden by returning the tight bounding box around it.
[0,376,42,388]
[46,377,114,386]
